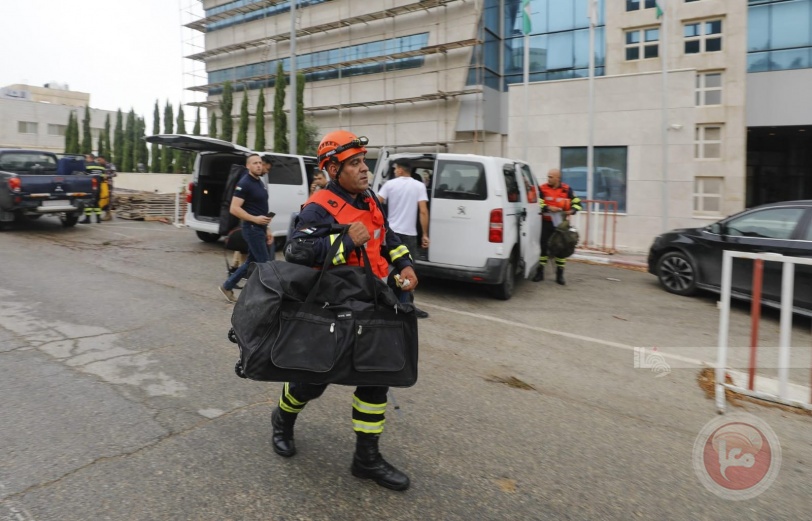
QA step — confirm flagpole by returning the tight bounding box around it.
[523,32,529,161]
[586,0,597,247]
[660,0,669,232]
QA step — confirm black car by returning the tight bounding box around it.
[648,200,812,316]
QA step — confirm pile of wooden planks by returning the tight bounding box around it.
[113,189,188,222]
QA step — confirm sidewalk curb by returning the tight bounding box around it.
[570,252,648,269]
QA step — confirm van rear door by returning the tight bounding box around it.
[517,163,542,278]
[145,134,253,154]
[264,154,310,239]
[429,158,490,268]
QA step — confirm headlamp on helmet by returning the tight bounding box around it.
[317,131,369,171]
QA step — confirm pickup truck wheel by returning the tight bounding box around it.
[196,231,221,243]
[492,256,516,301]
[61,212,80,228]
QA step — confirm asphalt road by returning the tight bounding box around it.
[1,217,810,521]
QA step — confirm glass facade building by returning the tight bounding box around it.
[748,0,812,72]
[468,0,606,91]
[204,0,331,32]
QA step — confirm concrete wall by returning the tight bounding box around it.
[114,173,190,194]
[747,69,812,126]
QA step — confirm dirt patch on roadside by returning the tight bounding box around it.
[697,367,812,416]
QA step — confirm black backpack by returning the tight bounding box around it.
[218,164,247,236]
[548,220,579,259]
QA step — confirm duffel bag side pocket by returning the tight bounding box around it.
[272,307,341,373]
[353,318,407,372]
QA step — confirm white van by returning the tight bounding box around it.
[146,135,318,245]
[372,152,542,299]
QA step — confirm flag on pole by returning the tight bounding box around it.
[655,1,664,20]
[588,0,598,27]
[522,0,532,35]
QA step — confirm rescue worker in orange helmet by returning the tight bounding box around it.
[533,168,582,285]
[270,130,417,491]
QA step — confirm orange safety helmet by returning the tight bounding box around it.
[317,130,368,171]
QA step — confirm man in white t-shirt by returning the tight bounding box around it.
[377,158,430,318]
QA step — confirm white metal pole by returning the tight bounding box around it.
[522,33,529,161]
[586,0,597,247]
[289,0,297,155]
[660,0,669,232]
[777,261,795,399]
[716,250,733,413]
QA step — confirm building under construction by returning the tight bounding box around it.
[182,0,812,250]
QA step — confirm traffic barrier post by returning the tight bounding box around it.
[716,250,812,413]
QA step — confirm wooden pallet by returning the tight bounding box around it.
[113,189,188,221]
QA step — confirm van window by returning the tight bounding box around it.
[434,160,486,200]
[503,166,520,202]
[519,164,538,203]
[268,156,304,185]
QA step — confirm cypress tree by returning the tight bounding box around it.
[209,112,218,138]
[64,112,75,153]
[151,100,161,172]
[193,108,201,136]
[296,72,307,155]
[161,101,174,173]
[237,92,249,147]
[136,117,149,171]
[122,109,136,172]
[254,89,266,151]
[97,132,104,158]
[68,112,81,154]
[81,106,92,154]
[273,63,288,153]
[113,109,124,168]
[175,104,189,173]
[102,114,112,159]
[220,81,234,142]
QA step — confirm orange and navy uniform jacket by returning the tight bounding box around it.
[538,182,582,222]
[290,181,412,278]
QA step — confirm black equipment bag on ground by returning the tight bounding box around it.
[548,220,579,259]
[229,230,418,387]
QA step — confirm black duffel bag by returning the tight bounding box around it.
[229,232,418,387]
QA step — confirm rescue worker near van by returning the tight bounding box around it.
[81,154,104,223]
[272,130,417,491]
[532,168,582,285]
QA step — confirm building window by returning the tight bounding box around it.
[695,125,723,159]
[684,19,723,54]
[694,177,723,215]
[560,146,628,212]
[625,27,659,60]
[18,121,38,134]
[696,71,722,105]
[626,0,657,12]
[48,124,68,137]
[685,0,702,3]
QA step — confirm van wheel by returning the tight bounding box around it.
[492,256,516,300]
[196,231,221,243]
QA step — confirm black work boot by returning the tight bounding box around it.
[556,267,566,285]
[351,434,410,491]
[532,264,544,282]
[80,216,91,224]
[271,407,297,457]
[95,214,102,223]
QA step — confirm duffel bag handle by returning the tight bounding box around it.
[301,224,380,308]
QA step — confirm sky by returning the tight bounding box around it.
[0,0,204,124]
